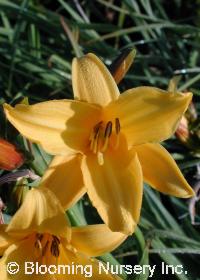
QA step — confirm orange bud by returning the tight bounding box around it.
[187,102,198,122]
[0,139,24,170]
[110,48,136,84]
[176,116,189,143]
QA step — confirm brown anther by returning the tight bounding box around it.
[36,234,43,241]
[115,118,120,134]
[104,121,112,138]
[53,235,60,244]
[50,236,60,257]
[93,121,103,137]
[90,121,103,153]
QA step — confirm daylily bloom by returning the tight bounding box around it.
[0,139,24,171]
[0,187,125,279]
[4,53,194,234]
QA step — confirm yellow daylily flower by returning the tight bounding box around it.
[0,188,125,279]
[4,53,194,234]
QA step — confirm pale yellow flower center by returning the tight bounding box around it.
[89,118,121,165]
[34,233,60,258]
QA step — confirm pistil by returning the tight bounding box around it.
[97,151,104,166]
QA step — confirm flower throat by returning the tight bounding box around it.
[89,118,121,166]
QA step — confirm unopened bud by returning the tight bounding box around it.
[176,116,189,143]
[110,48,136,84]
[0,139,24,171]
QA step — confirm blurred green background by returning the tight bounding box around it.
[0,1,200,279]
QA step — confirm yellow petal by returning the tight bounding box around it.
[71,224,126,257]
[61,244,122,280]
[81,137,143,234]
[105,87,192,147]
[6,188,71,241]
[0,239,31,280]
[4,100,101,155]
[40,154,86,209]
[134,143,195,197]
[72,53,120,106]
[0,225,16,256]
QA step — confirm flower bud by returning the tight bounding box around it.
[110,48,136,84]
[0,139,24,170]
[176,116,189,143]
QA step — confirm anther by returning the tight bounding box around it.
[90,121,102,152]
[53,235,60,244]
[104,121,112,138]
[92,131,100,154]
[115,118,120,134]
[94,121,103,137]
[114,118,121,149]
[50,236,60,257]
[101,121,112,153]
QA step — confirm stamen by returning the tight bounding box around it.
[101,137,109,153]
[114,134,119,150]
[36,233,43,241]
[34,240,42,251]
[89,134,95,151]
[104,121,112,138]
[53,235,61,244]
[94,121,103,135]
[115,118,120,134]
[93,129,100,154]
[97,151,104,166]
[114,135,120,150]
[34,234,43,251]
[89,119,121,161]
[90,121,102,152]
[50,236,60,257]
[101,122,112,152]
[42,240,50,257]
[114,118,121,149]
